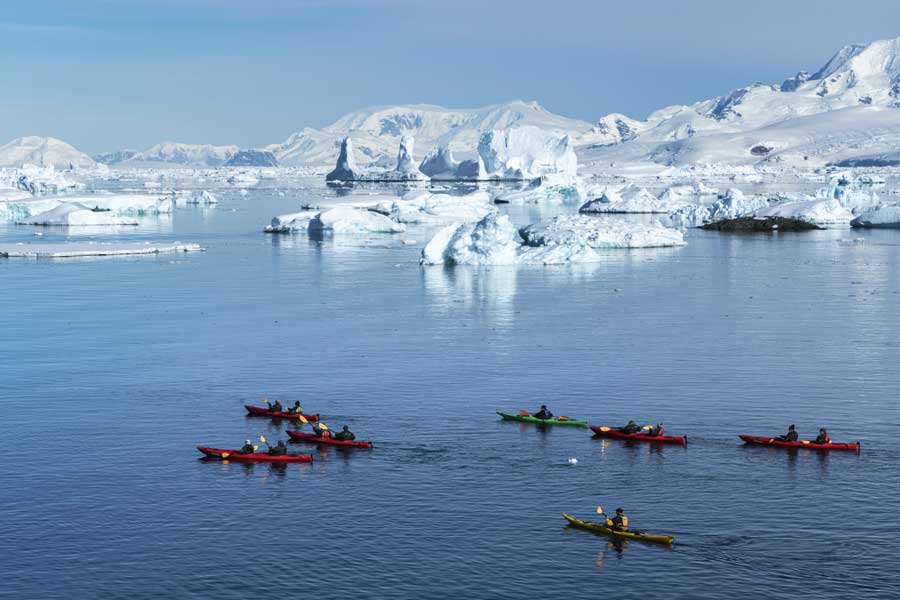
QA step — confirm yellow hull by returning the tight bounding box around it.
[562,513,674,545]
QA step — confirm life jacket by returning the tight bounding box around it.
[613,515,629,529]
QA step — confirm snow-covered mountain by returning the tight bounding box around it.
[100,141,240,167]
[0,136,95,169]
[269,100,595,167]
[584,36,900,167]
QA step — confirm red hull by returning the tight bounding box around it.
[590,426,686,445]
[197,446,313,462]
[739,435,859,452]
[287,430,373,449]
[245,405,319,422]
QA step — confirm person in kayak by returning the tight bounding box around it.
[238,440,256,454]
[619,421,640,434]
[287,401,303,415]
[266,440,288,456]
[311,423,332,438]
[814,428,831,444]
[334,425,355,441]
[532,405,554,420]
[779,424,798,442]
[605,508,629,531]
[647,423,664,437]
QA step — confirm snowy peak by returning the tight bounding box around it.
[135,141,240,166]
[0,136,95,169]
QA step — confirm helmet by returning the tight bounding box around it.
[615,508,624,514]
[245,439,251,444]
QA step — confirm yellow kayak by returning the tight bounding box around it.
[562,513,674,545]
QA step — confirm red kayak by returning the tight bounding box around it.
[197,446,313,463]
[245,405,319,422]
[739,435,860,452]
[287,430,373,449]
[591,426,687,446]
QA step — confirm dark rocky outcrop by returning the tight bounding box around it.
[700,216,823,232]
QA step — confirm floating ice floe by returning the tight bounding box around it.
[186,190,218,204]
[0,197,64,222]
[264,210,318,233]
[6,165,82,195]
[580,184,689,214]
[17,203,140,226]
[519,215,687,249]
[421,213,685,266]
[669,188,770,228]
[478,126,577,181]
[372,190,496,224]
[61,194,174,215]
[0,241,204,258]
[850,205,900,228]
[227,172,259,186]
[755,197,854,226]
[308,206,406,234]
[494,181,583,205]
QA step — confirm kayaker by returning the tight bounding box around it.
[269,399,284,413]
[814,428,831,444]
[238,440,256,454]
[604,508,629,531]
[779,424,799,442]
[619,421,640,434]
[311,423,332,438]
[288,401,303,415]
[267,440,288,456]
[533,405,554,420]
[648,423,664,437]
[334,425,355,441]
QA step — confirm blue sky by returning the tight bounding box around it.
[3,0,900,153]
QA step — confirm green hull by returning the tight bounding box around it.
[496,411,587,427]
[562,513,674,545]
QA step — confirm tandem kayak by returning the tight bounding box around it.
[562,513,674,545]
[287,430,373,449]
[496,412,588,427]
[739,435,860,452]
[245,405,319,422]
[591,426,686,446]
[197,446,313,463]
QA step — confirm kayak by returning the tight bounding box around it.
[245,405,319,422]
[197,446,313,463]
[739,434,860,452]
[562,513,674,545]
[496,411,588,427]
[287,430,373,449]
[591,425,686,446]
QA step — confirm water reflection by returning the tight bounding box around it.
[422,264,517,328]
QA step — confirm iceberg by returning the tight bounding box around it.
[62,194,174,215]
[477,126,577,181]
[376,137,428,181]
[264,210,318,233]
[669,188,770,228]
[187,190,218,205]
[10,165,82,195]
[850,205,900,228]
[0,188,32,202]
[421,213,685,266]
[755,197,854,225]
[372,190,496,224]
[308,206,406,234]
[418,146,486,180]
[226,172,259,186]
[326,137,365,181]
[0,197,64,222]
[816,184,881,213]
[18,203,140,226]
[580,184,689,214]
[519,215,687,249]
[0,241,203,258]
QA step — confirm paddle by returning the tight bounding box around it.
[219,451,231,459]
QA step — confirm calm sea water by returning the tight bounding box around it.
[2,181,900,599]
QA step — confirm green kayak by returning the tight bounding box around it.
[496,411,588,427]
